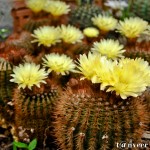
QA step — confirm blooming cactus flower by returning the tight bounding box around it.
[25,0,46,13]
[59,25,84,44]
[10,63,48,89]
[116,17,149,39]
[44,0,70,16]
[92,14,118,32]
[31,26,61,47]
[76,53,150,99]
[91,39,125,59]
[42,53,76,75]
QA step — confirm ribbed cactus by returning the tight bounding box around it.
[76,0,94,5]
[0,58,13,102]
[144,88,150,117]
[0,58,14,123]
[53,79,149,150]
[13,85,59,146]
[23,18,50,33]
[132,0,150,22]
[69,4,101,29]
[124,50,150,63]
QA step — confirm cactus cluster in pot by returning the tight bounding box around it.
[0,0,150,149]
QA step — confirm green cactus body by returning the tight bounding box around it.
[76,0,94,5]
[69,5,101,29]
[13,87,59,146]
[132,0,150,22]
[53,80,149,150]
[0,58,15,123]
[0,58,14,104]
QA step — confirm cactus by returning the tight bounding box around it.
[0,58,13,102]
[124,50,150,63]
[13,84,59,147]
[6,32,34,55]
[0,58,15,123]
[69,4,101,29]
[53,79,149,150]
[23,18,50,33]
[131,0,150,22]
[76,0,94,5]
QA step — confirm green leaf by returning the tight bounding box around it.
[13,141,28,148]
[13,144,17,150]
[28,139,37,150]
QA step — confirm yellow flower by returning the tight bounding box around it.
[77,53,150,99]
[76,52,101,80]
[31,26,61,47]
[116,17,149,39]
[93,58,117,90]
[25,0,46,13]
[106,58,150,99]
[42,53,76,75]
[92,14,117,32]
[59,25,84,44]
[91,39,125,59]
[10,63,48,89]
[43,0,70,16]
[83,27,99,38]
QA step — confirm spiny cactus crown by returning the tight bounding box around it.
[69,5,101,28]
[132,0,150,22]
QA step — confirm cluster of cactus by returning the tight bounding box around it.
[69,4,101,29]
[53,79,149,150]
[131,0,150,22]
[0,0,149,149]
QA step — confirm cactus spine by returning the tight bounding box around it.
[53,80,149,150]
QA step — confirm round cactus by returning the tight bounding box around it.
[12,85,59,146]
[23,18,50,33]
[0,58,15,125]
[124,50,150,63]
[69,4,101,29]
[53,79,149,150]
[0,58,14,102]
[131,0,150,22]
